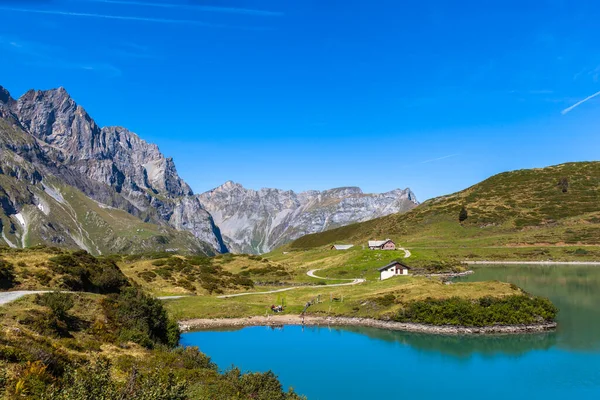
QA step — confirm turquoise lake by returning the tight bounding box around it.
[180,265,600,399]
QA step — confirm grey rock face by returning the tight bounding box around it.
[0,85,225,253]
[198,181,418,254]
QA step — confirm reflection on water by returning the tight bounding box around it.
[181,265,600,399]
[337,325,558,357]
[457,265,600,351]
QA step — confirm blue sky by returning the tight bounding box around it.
[0,0,599,201]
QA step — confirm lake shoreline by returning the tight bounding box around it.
[179,315,557,335]
[464,261,600,265]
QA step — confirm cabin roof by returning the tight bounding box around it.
[377,260,411,272]
[368,239,394,247]
[332,244,354,250]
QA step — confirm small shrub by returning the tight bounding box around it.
[374,294,396,307]
[48,251,128,293]
[0,361,6,394]
[11,361,54,398]
[558,177,569,193]
[152,259,168,267]
[459,206,468,222]
[0,259,17,289]
[31,292,76,337]
[138,270,157,283]
[101,288,180,349]
[34,270,52,286]
[35,292,74,321]
[177,279,196,292]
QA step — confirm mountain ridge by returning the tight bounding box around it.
[198,180,418,254]
[0,84,225,254]
[287,161,600,251]
[0,83,420,255]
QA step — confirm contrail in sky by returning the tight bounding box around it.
[0,7,263,28]
[79,0,283,17]
[561,90,600,115]
[420,154,460,164]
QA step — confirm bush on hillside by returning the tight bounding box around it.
[459,206,468,222]
[395,295,558,326]
[101,288,180,349]
[145,255,255,293]
[27,292,78,337]
[45,358,187,400]
[35,292,74,321]
[0,259,17,289]
[219,368,304,400]
[48,251,129,293]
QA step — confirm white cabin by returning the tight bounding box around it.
[378,261,410,280]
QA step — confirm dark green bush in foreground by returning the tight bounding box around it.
[0,259,17,289]
[45,358,187,400]
[395,295,558,326]
[101,288,180,348]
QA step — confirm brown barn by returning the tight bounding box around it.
[368,239,396,250]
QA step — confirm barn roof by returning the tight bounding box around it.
[377,260,411,272]
[332,244,354,250]
[368,239,394,247]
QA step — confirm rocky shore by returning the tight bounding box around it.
[179,315,557,335]
[463,261,600,265]
[423,270,474,278]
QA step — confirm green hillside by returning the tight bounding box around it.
[0,120,212,255]
[289,162,600,250]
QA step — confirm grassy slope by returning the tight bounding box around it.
[0,173,210,256]
[165,275,522,321]
[287,162,600,253]
[2,247,546,327]
[0,249,303,399]
[0,118,214,256]
[119,253,298,296]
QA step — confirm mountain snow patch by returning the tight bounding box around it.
[36,198,50,215]
[14,213,25,227]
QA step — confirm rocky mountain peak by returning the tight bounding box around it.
[0,84,225,253]
[220,180,243,190]
[198,182,419,254]
[321,186,363,197]
[0,85,14,105]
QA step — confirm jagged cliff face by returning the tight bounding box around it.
[198,181,418,254]
[0,85,225,254]
[0,84,419,255]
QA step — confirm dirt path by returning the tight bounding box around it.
[217,268,365,299]
[464,261,600,265]
[306,268,365,284]
[0,291,51,306]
